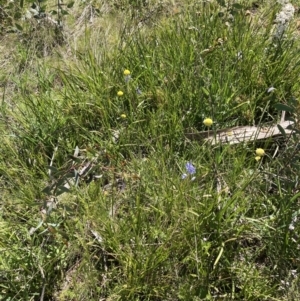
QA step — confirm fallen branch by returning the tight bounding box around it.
[186,120,295,145]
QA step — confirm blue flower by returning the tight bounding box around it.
[185,162,196,175]
[182,162,196,180]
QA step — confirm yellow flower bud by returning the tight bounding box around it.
[117,91,124,96]
[203,118,213,127]
[120,114,126,119]
[124,69,131,75]
[255,156,261,161]
[256,148,265,157]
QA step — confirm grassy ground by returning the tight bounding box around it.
[1,0,300,300]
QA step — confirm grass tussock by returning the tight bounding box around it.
[1,0,300,300]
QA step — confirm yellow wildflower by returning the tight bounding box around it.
[124,69,131,75]
[120,114,126,119]
[255,148,265,157]
[255,156,261,161]
[117,91,124,96]
[203,118,213,127]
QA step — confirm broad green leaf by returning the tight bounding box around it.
[230,9,240,16]
[57,177,66,187]
[273,103,294,113]
[277,124,286,138]
[68,154,81,162]
[42,186,52,195]
[67,1,75,8]
[15,23,23,31]
[14,12,22,19]
[58,186,71,193]
[216,0,226,7]
[232,3,243,9]
[56,186,70,196]
[287,124,297,131]
[65,172,76,178]
[61,9,69,15]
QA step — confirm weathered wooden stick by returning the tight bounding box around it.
[186,120,295,145]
